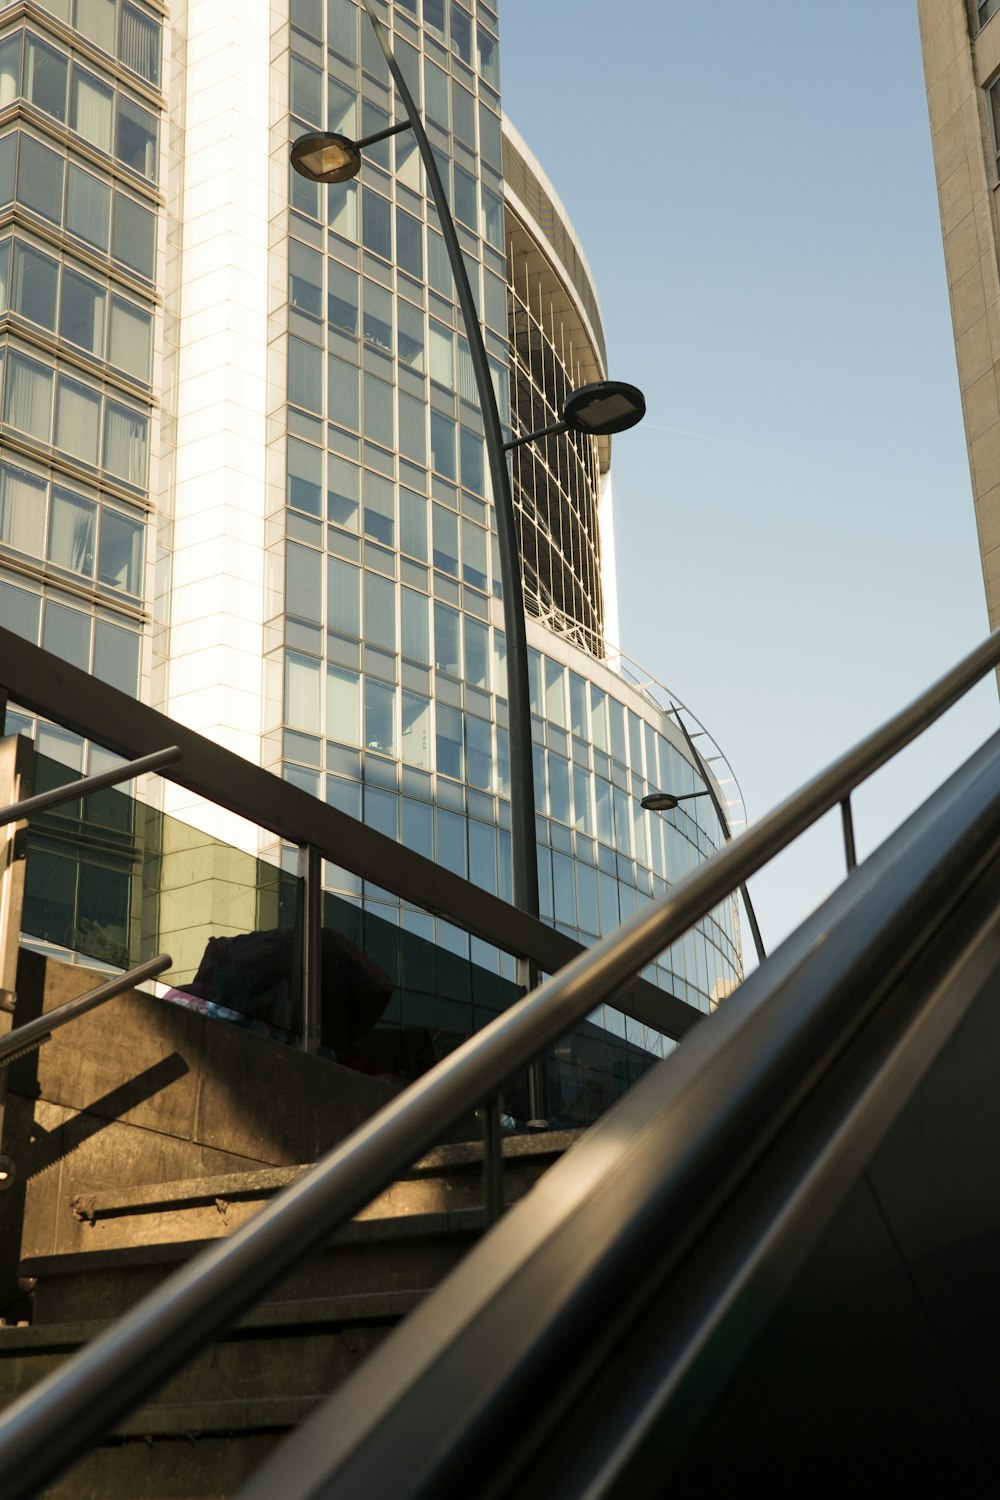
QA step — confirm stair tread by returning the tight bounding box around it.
[68,1129,581,1220]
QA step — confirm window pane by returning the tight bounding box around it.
[67,165,110,250]
[400,488,427,559]
[460,427,483,494]
[365,679,395,755]
[397,300,424,371]
[424,57,448,123]
[397,208,423,278]
[0,577,40,640]
[12,242,58,330]
[400,587,429,663]
[451,2,472,62]
[363,470,394,545]
[285,650,320,731]
[0,462,45,556]
[44,599,91,670]
[461,519,487,591]
[99,507,143,593]
[430,410,456,479]
[427,230,451,297]
[75,0,115,53]
[286,540,321,621]
[326,664,359,745]
[116,96,158,179]
[71,66,113,151]
[56,377,101,466]
[288,436,322,516]
[482,186,503,250]
[453,165,477,228]
[112,191,155,276]
[328,0,357,61]
[362,188,391,259]
[327,454,359,529]
[429,320,454,387]
[452,82,475,148]
[93,618,137,693]
[328,354,359,428]
[119,3,160,84]
[401,690,430,767]
[436,705,463,781]
[327,180,356,240]
[25,37,68,123]
[327,556,360,635]
[364,571,395,651]
[48,487,96,575]
[289,238,322,318]
[0,34,21,109]
[17,135,64,223]
[103,399,148,485]
[4,352,53,440]
[290,54,322,125]
[432,503,458,575]
[61,267,106,355]
[363,372,393,446]
[328,259,358,335]
[109,295,151,380]
[464,616,488,688]
[398,390,426,462]
[288,335,321,411]
[0,135,14,207]
[434,601,460,675]
[362,278,392,354]
[466,716,492,791]
[328,76,356,136]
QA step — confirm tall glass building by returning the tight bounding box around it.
[0,0,743,1118]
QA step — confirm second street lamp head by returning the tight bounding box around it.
[291,131,362,184]
[641,792,680,812]
[562,380,646,438]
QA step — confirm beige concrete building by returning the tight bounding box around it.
[917,0,1000,628]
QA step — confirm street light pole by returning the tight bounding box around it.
[359,0,540,936]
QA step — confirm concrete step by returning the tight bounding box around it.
[0,1287,424,1500]
[0,1129,582,1497]
[20,1128,578,1322]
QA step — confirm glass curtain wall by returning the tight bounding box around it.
[0,0,159,714]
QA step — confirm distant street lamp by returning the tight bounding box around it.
[640,789,711,813]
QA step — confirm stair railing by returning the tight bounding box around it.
[0,954,173,1070]
[0,626,997,1499]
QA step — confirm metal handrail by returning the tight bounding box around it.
[0,626,998,1495]
[0,748,181,828]
[0,954,172,1068]
[0,627,693,1041]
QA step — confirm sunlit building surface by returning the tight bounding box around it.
[918,0,1000,631]
[0,0,742,1124]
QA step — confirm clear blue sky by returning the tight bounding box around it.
[500,0,1000,958]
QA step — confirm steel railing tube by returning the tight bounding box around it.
[0,954,173,1067]
[0,747,182,827]
[0,630,999,1493]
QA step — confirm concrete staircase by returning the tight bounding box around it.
[0,952,579,1497]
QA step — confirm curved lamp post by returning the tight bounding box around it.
[291,2,645,969]
[642,717,767,966]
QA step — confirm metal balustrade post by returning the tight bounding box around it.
[298,844,323,1056]
[841,796,858,873]
[0,734,32,1310]
[481,1096,503,1226]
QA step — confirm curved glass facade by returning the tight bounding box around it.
[0,0,745,1129]
[277,0,743,1110]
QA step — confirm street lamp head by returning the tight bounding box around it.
[291,131,362,184]
[561,380,646,438]
[641,792,680,812]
